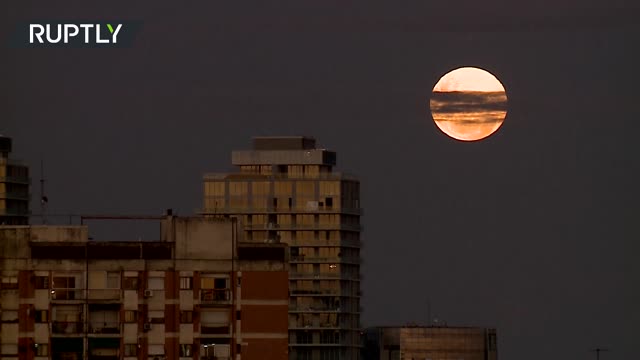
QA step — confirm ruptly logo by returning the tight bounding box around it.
[10,21,142,48]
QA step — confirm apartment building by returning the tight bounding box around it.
[0,216,289,360]
[202,137,362,360]
[362,326,498,360]
[0,135,30,225]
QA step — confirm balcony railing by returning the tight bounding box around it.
[88,322,121,334]
[200,323,230,335]
[200,289,231,304]
[51,289,86,300]
[243,223,361,231]
[289,272,360,280]
[0,192,30,201]
[0,209,30,216]
[290,256,360,264]
[200,205,363,216]
[87,289,122,301]
[204,172,358,181]
[290,289,341,296]
[52,321,84,334]
[288,305,343,312]
[0,176,30,184]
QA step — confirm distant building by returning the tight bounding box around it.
[0,215,289,360]
[202,137,362,360]
[0,135,30,225]
[362,326,498,360]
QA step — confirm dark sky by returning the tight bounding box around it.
[3,1,640,359]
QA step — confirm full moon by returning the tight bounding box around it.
[430,67,508,141]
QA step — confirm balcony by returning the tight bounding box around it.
[200,323,230,335]
[87,289,122,302]
[52,321,84,335]
[288,305,343,313]
[290,289,341,296]
[243,223,361,232]
[51,289,86,301]
[0,192,30,201]
[290,256,360,265]
[200,289,231,305]
[200,204,363,216]
[0,176,30,184]
[88,322,121,335]
[290,272,350,280]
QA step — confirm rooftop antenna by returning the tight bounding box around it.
[40,158,48,224]
[427,299,432,326]
[590,348,610,360]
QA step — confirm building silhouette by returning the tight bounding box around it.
[202,137,362,360]
[0,135,30,225]
[362,326,498,360]
[0,215,289,360]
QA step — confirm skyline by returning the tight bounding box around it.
[3,1,639,359]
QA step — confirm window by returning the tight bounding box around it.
[35,343,49,356]
[148,277,164,290]
[123,277,138,290]
[237,344,242,354]
[236,310,241,320]
[1,276,18,289]
[148,310,164,324]
[35,276,49,289]
[148,344,165,356]
[124,344,137,356]
[201,276,228,289]
[180,311,193,323]
[1,310,18,323]
[106,272,120,288]
[180,277,193,290]
[214,278,227,289]
[35,310,49,323]
[1,344,18,355]
[325,197,333,209]
[179,344,193,357]
[124,310,138,323]
[52,276,75,289]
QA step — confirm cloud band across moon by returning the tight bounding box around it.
[430,68,507,141]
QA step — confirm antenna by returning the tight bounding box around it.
[427,299,431,326]
[590,348,610,360]
[40,158,48,224]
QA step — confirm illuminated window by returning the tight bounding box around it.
[179,344,193,357]
[180,277,193,290]
[35,310,49,323]
[124,311,138,323]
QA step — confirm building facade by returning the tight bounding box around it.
[362,326,498,360]
[0,216,289,360]
[202,137,362,360]
[0,135,30,225]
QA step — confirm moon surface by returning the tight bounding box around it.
[430,67,508,141]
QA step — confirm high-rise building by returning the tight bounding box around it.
[202,137,362,360]
[362,326,498,360]
[0,135,30,225]
[0,216,289,360]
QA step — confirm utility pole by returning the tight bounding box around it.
[590,347,609,360]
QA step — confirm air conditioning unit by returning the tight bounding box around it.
[144,290,153,298]
[143,323,152,331]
